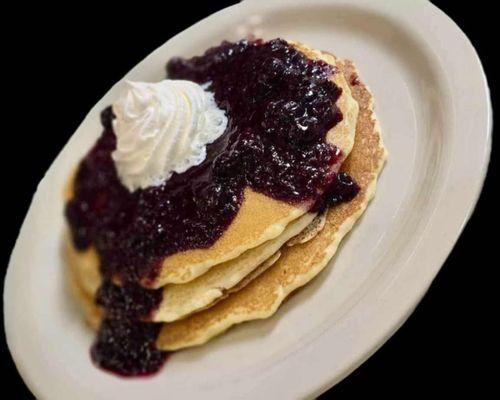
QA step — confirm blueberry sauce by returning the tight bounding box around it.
[312,172,360,213]
[95,280,163,321]
[66,39,345,285]
[65,38,360,376]
[91,317,168,377]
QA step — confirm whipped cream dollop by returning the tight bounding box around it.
[111,80,228,192]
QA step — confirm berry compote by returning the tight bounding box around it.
[65,38,359,376]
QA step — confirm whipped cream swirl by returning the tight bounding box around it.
[111,80,227,192]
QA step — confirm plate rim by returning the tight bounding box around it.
[3,0,492,398]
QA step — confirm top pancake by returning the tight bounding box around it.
[65,42,359,289]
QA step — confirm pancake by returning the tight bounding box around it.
[155,58,387,350]
[65,43,359,290]
[68,58,387,351]
[65,211,317,322]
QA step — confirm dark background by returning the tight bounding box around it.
[2,1,496,398]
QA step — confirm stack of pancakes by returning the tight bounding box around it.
[65,42,387,351]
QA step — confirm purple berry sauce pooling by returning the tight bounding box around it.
[65,38,359,376]
[90,318,168,377]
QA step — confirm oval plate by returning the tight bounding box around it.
[4,0,491,398]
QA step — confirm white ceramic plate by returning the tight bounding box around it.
[4,0,491,398]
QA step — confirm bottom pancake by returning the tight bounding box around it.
[155,58,387,350]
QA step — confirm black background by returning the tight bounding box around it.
[1,1,497,398]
